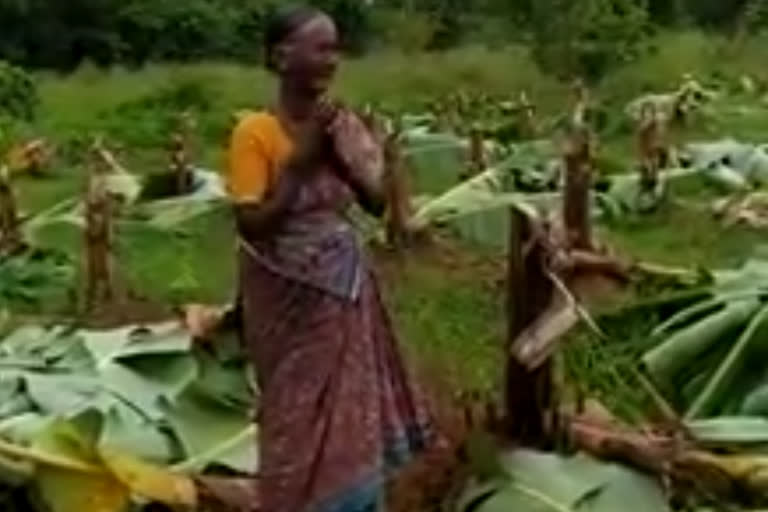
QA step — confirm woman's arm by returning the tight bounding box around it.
[328,109,387,217]
[234,167,302,240]
[232,116,328,241]
[337,161,386,217]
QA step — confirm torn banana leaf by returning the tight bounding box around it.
[599,168,697,215]
[125,197,227,230]
[408,165,558,230]
[682,139,768,188]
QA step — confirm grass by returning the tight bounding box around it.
[6,32,768,401]
[378,245,505,392]
[603,180,767,269]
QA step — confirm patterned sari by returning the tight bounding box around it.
[229,109,434,512]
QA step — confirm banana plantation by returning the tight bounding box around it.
[4,66,768,512]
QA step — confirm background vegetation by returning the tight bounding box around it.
[0,0,764,73]
[3,0,768,398]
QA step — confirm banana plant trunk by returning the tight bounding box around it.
[0,171,23,255]
[83,168,114,309]
[170,134,194,196]
[468,128,486,177]
[384,132,412,251]
[563,130,593,250]
[505,209,556,447]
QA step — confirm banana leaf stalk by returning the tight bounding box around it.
[567,414,768,505]
[383,126,413,250]
[650,290,767,338]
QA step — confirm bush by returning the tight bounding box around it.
[599,31,721,104]
[99,79,214,147]
[0,61,38,120]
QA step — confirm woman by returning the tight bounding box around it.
[227,5,434,512]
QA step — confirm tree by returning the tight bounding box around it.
[423,0,464,49]
[647,0,687,26]
[530,0,650,82]
[683,0,750,28]
[310,0,374,54]
[736,0,768,36]
[0,0,762,70]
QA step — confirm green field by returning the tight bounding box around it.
[6,31,768,400]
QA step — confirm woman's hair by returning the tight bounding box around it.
[264,4,325,71]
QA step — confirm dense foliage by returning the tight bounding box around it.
[0,0,766,73]
[0,62,37,120]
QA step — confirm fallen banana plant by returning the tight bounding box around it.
[713,191,768,229]
[0,427,198,512]
[625,77,718,125]
[566,413,768,507]
[5,139,53,177]
[20,164,226,245]
[680,139,768,190]
[0,320,257,511]
[640,259,768,420]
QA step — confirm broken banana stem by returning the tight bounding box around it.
[566,414,768,504]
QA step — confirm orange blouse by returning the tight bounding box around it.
[227,112,294,203]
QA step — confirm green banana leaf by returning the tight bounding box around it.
[741,383,768,416]
[459,449,669,512]
[99,355,198,421]
[682,139,768,188]
[81,322,191,366]
[163,389,257,474]
[98,404,174,463]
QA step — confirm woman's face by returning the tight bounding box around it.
[279,15,340,96]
